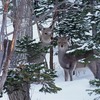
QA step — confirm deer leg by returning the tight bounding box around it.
[88,61,97,78]
[72,62,77,75]
[64,69,68,81]
[69,62,77,81]
[69,70,73,81]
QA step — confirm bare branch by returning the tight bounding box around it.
[0,0,10,50]
[0,0,10,93]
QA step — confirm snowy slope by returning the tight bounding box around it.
[29,54,96,100]
[0,53,98,100]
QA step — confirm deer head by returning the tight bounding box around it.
[58,36,71,52]
[38,24,53,44]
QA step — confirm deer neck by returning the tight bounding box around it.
[58,50,66,57]
[58,49,67,65]
[41,40,50,48]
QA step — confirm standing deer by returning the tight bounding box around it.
[75,59,100,79]
[1,26,53,70]
[57,36,99,81]
[91,59,100,79]
[1,23,52,69]
[28,26,53,65]
[57,36,77,81]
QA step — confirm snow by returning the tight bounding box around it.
[30,79,95,100]
[30,56,96,100]
[0,53,98,100]
[0,20,98,100]
[0,1,99,100]
[0,23,98,99]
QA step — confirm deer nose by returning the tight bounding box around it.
[61,45,63,47]
[51,37,53,40]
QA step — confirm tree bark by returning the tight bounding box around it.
[90,0,100,79]
[50,46,54,70]
[8,83,30,100]
[0,0,11,93]
[49,0,59,70]
[90,0,97,37]
[7,0,33,100]
[10,0,33,68]
[0,0,10,72]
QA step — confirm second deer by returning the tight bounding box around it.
[57,36,99,81]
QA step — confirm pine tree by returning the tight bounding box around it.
[0,36,61,100]
[33,0,100,69]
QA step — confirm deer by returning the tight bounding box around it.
[57,36,99,81]
[73,61,93,76]
[57,36,77,81]
[30,11,57,66]
[0,25,53,71]
[27,25,53,65]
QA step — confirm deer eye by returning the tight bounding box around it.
[45,33,47,34]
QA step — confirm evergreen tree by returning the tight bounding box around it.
[88,79,100,100]
[33,0,100,68]
[0,36,61,100]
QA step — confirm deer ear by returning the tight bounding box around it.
[66,36,70,41]
[67,36,72,46]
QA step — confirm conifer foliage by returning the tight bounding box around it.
[1,36,61,98]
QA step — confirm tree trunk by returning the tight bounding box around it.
[6,0,33,100]
[90,0,100,79]
[8,83,30,100]
[49,0,59,70]
[0,0,11,93]
[10,0,33,68]
[0,51,3,72]
[50,46,54,70]
[90,0,97,37]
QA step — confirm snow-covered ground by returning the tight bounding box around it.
[0,1,99,99]
[0,18,98,100]
[0,53,98,100]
